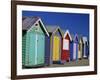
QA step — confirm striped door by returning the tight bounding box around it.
[53,36,60,61]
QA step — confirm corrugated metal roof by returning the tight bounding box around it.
[22,16,39,30]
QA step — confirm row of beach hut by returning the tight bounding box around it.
[22,16,89,68]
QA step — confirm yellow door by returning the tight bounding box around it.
[53,36,60,61]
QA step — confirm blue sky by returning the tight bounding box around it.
[22,11,89,39]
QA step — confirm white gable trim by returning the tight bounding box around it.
[28,18,49,37]
[39,18,49,36]
[52,27,63,37]
[64,30,72,41]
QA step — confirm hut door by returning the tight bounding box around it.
[53,36,60,61]
[37,34,45,65]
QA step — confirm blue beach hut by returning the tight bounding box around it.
[82,37,89,59]
[73,34,79,61]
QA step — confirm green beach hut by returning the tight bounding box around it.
[22,16,49,68]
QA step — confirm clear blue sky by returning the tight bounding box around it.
[22,11,89,39]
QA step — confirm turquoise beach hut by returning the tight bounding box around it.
[22,16,49,68]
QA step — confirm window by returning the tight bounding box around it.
[63,39,69,50]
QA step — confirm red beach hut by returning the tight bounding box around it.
[61,30,72,63]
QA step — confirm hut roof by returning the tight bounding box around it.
[46,25,63,37]
[22,16,39,30]
[73,34,79,42]
[63,30,72,41]
[22,16,49,36]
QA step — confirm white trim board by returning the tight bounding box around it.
[17,5,94,75]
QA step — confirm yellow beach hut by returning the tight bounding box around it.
[46,26,63,64]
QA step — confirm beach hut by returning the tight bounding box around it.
[70,34,74,61]
[86,40,89,58]
[82,37,89,58]
[78,36,83,60]
[22,16,49,67]
[61,30,72,63]
[73,34,79,61]
[46,26,63,64]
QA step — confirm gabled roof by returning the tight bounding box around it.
[73,34,79,42]
[22,16,49,36]
[82,37,87,43]
[22,16,39,30]
[46,26,57,33]
[64,30,72,41]
[46,25,63,37]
